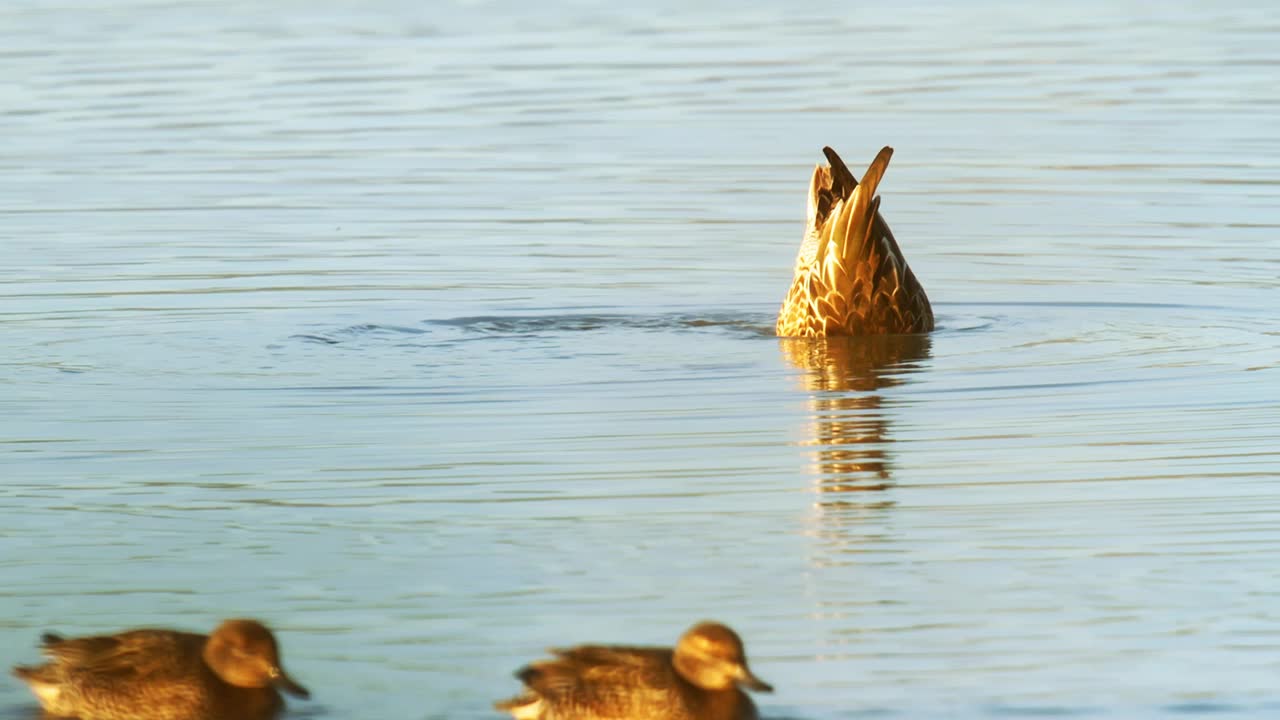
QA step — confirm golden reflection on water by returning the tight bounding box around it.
[781,334,932,502]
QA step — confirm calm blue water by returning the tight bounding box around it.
[2,1,1278,718]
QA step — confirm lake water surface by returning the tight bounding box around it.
[2,1,1279,718]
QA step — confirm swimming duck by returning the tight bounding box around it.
[495,620,771,720]
[776,146,933,337]
[11,618,310,720]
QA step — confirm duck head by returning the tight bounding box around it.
[202,619,310,699]
[672,622,772,693]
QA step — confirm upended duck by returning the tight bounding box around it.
[11,618,309,720]
[776,146,933,337]
[495,621,771,720]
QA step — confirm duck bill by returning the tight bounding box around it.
[270,668,311,699]
[737,667,773,693]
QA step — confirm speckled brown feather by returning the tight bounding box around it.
[12,628,286,720]
[776,146,933,337]
[496,644,759,720]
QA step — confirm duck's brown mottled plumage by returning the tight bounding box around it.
[11,619,309,720]
[776,146,933,337]
[495,621,771,720]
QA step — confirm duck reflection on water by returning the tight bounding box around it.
[781,333,932,499]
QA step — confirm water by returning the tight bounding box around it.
[2,1,1278,718]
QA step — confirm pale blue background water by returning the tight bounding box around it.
[2,1,1278,718]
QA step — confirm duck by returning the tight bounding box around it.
[11,618,310,720]
[776,146,934,337]
[495,620,771,720]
